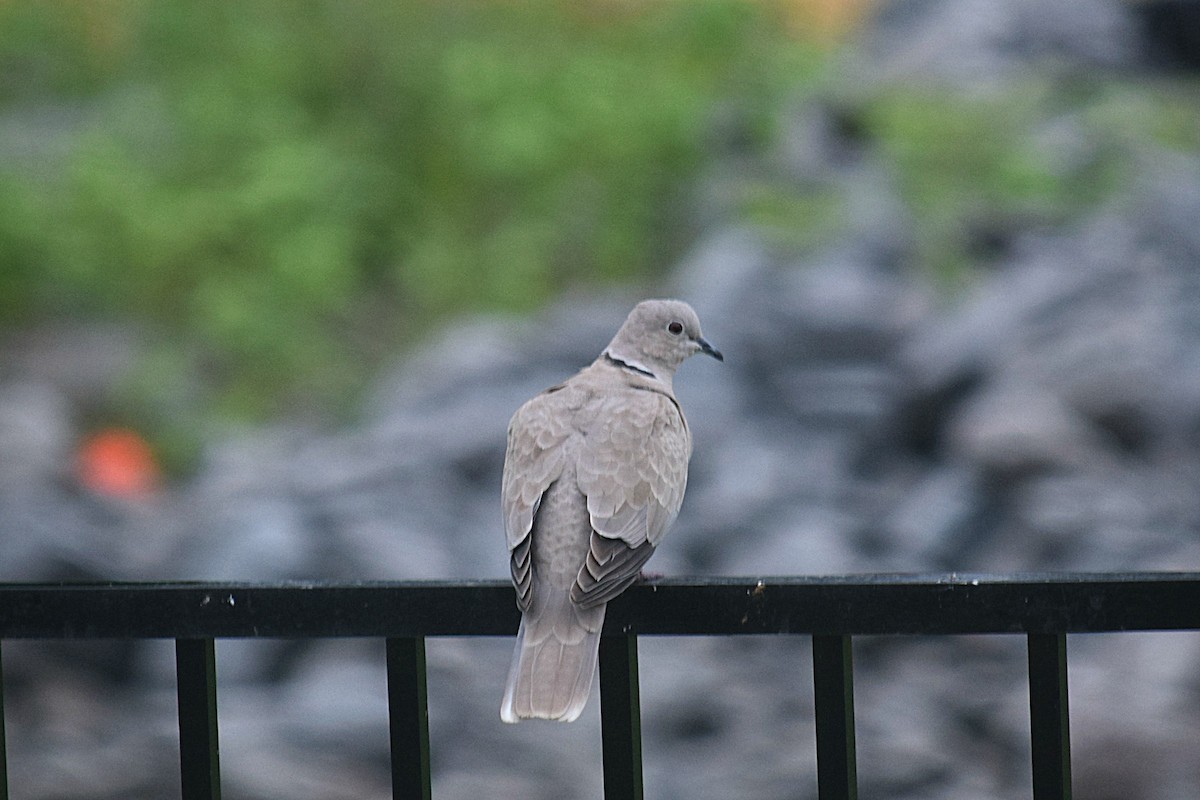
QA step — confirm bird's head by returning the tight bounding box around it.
[604,299,723,378]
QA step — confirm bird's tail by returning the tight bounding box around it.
[500,584,605,723]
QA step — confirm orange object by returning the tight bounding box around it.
[76,428,161,498]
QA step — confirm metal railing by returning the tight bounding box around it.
[2,573,1200,799]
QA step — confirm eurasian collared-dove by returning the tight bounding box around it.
[500,299,722,722]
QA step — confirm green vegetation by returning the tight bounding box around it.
[3,0,1197,470]
[859,79,1200,287]
[0,0,818,431]
[736,182,845,250]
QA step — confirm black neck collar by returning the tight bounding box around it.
[604,352,656,378]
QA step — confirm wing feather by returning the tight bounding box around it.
[571,534,657,609]
[502,384,579,610]
[571,385,691,606]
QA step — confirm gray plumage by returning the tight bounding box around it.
[500,299,722,722]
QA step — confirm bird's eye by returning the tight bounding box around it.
[667,321,684,335]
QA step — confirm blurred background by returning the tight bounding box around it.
[2,0,1200,797]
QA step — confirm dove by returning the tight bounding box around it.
[500,299,722,722]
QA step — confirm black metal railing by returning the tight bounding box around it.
[2,573,1200,800]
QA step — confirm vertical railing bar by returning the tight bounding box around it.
[0,640,9,800]
[175,638,221,800]
[812,634,858,800]
[599,633,644,800]
[386,637,432,800]
[1028,633,1072,800]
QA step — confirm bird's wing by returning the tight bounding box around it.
[570,385,691,608]
[501,383,575,611]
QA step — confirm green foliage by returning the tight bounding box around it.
[1082,80,1200,153]
[0,0,814,426]
[859,80,1200,287]
[737,182,844,250]
[862,86,1084,285]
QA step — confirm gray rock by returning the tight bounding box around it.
[945,378,1117,475]
[0,381,72,486]
[860,0,1142,86]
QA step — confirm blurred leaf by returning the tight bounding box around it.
[0,0,818,449]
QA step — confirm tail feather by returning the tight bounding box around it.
[501,585,605,722]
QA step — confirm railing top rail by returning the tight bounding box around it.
[2,573,1199,640]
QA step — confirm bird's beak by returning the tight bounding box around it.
[697,337,723,362]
